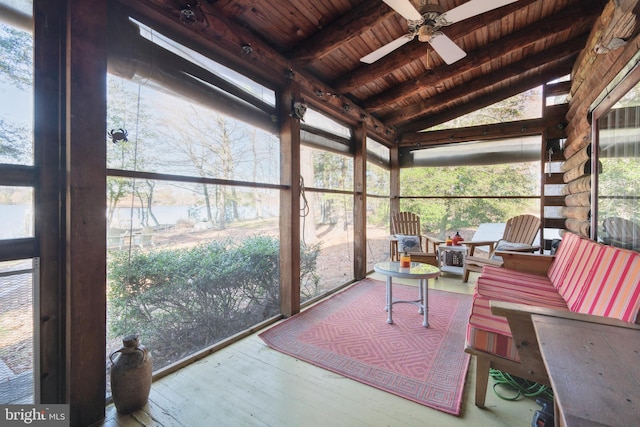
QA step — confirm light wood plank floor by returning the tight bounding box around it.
[97,272,540,427]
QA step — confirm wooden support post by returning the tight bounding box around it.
[279,81,301,317]
[353,123,367,280]
[33,0,65,404]
[65,0,108,424]
[390,144,400,225]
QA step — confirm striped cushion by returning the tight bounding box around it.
[477,266,567,307]
[466,294,569,362]
[468,294,512,336]
[466,295,519,361]
[572,245,640,322]
[466,324,519,362]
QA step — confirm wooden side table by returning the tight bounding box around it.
[437,244,467,277]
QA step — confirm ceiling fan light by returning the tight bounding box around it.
[417,25,433,42]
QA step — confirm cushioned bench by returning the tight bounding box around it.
[465,231,640,407]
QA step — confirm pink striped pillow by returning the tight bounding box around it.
[572,245,640,323]
[548,232,581,287]
[555,238,603,307]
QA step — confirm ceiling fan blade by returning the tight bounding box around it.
[360,35,414,64]
[381,0,422,21]
[428,33,467,65]
[442,0,519,25]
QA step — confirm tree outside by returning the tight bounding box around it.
[400,162,539,239]
[400,88,543,239]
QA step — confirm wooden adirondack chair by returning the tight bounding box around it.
[389,212,442,266]
[462,214,541,282]
[602,216,640,251]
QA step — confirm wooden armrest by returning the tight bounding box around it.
[462,240,497,249]
[485,300,549,385]
[425,236,445,253]
[464,255,503,267]
[501,245,540,253]
[425,236,444,244]
[461,240,496,256]
[491,300,640,330]
[497,252,554,275]
[463,240,496,246]
[485,301,640,390]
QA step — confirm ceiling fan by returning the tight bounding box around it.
[360,0,518,65]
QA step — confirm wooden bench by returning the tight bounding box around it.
[464,232,640,409]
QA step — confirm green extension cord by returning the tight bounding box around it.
[489,368,554,401]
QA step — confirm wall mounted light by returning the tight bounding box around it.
[180,6,197,25]
[291,98,307,121]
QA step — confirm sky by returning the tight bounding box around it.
[0,84,32,124]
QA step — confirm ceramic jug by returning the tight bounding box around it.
[452,231,463,246]
[109,334,152,414]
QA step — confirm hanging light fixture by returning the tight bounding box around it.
[417,25,436,43]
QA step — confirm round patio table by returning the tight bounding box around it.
[373,261,441,327]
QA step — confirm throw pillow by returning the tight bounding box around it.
[395,234,422,253]
[490,239,533,261]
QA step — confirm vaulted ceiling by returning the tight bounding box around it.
[120,0,608,145]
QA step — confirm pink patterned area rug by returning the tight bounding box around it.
[259,278,472,415]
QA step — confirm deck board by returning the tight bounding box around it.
[98,273,538,427]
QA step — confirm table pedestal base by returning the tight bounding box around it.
[385,276,429,327]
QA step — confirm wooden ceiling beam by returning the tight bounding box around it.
[383,35,587,126]
[364,5,600,113]
[118,1,282,89]
[400,104,568,148]
[288,0,394,64]
[332,0,539,93]
[399,118,550,147]
[546,80,572,97]
[398,58,575,134]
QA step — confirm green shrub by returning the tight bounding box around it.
[108,235,319,369]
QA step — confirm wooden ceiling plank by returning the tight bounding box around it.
[399,57,575,134]
[235,3,307,50]
[383,35,588,126]
[215,0,261,19]
[332,0,540,93]
[288,0,395,64]
[364,4,601,113]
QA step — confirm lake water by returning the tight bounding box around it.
[0,204,278,239]
[0,204,190,239]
